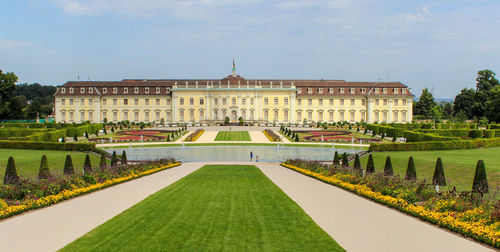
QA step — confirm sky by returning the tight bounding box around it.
[1,0,499,98]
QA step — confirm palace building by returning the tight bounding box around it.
[54,62,413,124]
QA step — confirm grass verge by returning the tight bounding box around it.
[61,165,344,251]
[214,131,251,141]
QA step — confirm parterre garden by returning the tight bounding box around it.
[214,131,251,141]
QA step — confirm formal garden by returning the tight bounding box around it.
[278,124,385,143]
[214,131,251,141]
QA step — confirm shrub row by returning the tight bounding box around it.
[369,138,500,152]
[418,129,499,139]
[366,124,461,142]
[436,123,478,129]
[0,141,96,152]
[487,124,500,129]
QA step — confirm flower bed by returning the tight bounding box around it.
[263,129,282,142]
[281,162,500,248]
[184,129,205,142]
[0,161,180,220]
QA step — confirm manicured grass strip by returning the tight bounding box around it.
[0,149,101,179]
[98,142,369,150]
[61,165,344,251]
[359,147,500,191]
[214,131,251,141]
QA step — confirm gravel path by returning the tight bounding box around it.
[0,163,204,252]
[256,163,493,252]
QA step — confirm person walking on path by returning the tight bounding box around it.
[256,156,259,162]
[250,151,253,161]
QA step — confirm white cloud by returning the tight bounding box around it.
[0,39,33,49]
[398,6,431,23]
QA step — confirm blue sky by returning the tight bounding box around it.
[1,0,499,98]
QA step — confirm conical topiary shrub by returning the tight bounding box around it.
[366,154,375,174]
[383,156,393,176]
[472,160,488,194]
[295,134,299,142]
[333,151,340,166]
[353,154,361,171]
[342,153,349,168]
[121,151,128,165]
[99,153,107,169]
[111,151,118,167]
[4,156,19,184]
[38,155,50,179]
[73,133,78,142]
[405,156,417,181]
[63,154,75,175]
[432,157,446,186]
[83,154,92,174]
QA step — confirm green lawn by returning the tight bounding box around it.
[214,131,251,141]
[61,165,344,251]
[357,147,500,191]
[0,149,101,179]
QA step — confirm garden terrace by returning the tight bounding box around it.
[89,129,182,143]
[61,165,343,251]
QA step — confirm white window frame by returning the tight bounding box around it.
[124,87,128,94]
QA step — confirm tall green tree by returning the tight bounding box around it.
[0,70,18,119]
[487,86,500,122]
[472,70,499,119]
[453,88,475,119]
[414,88,436,118]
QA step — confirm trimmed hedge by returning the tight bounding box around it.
[366,124,461,142]
[0,140,96,151]
[369,138,500,152]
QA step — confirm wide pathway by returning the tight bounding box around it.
[257,163,493,252]
[0,163,204,252]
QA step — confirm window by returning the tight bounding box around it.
[166,111,171,120]
[123,111,128,120]
[101,111,106,121]
[383,99,387,106]
[156,111,160,121]
[200,110,204,120]
[145,87,149,94]
[297,99,302,106]
[394,88,399,94]
[180,98,184,105]
[273,110,278,122]
[200,98,204,105]
[242,98,246,105]
[69,111,74,121]
[70,99,74,105]
[402,111,407,122]
[113,99,117,105]
[134,99,139,105]
[145,99,150,105]
[318,111,323,121]
[383,88,387,94]
[394,99,399,106]
[88,99,93,105]
[88,111,93,121]
[80,87,85,93]
[274,97,278,105]
[167,99,171,105]
[319,99,323,106]
[156,99,160,106]
[361,111,366,120]
[189,98,194,105]
[80,111,85,122]
[307,88,312,94]
[189,111,194,121]
[383,111,388,122]
[101,99,105,105]
[375,88,379,94]
[264,110,269,121]
[402,89,407,94]
[102,88,107,94]
[80,99,85,106]
[339,88,344,94]
[308,111,312,120]
[403,99,407,106]
[284,97,288,105]
[124,99,128,105]
[318,88,323,94]
[297,111,302,121]
[297,88,302,94]
[264,98,269,105]
[222,99,226,105]
[284,111,288,121]
[61,99,66,105]
[124,88,128,94]
[308,99,312,106]
[145,111,150,121]
[394,111,399,122]
[134,87,139,94]
[166,88,171,93]
[375,111,380,121]
[113,88,117,94]
[250,110,254,120]
[340,99,344,106]
[113,111,118,122]
[362,99,366,106]
[350,111,355,122]
[329,111,334,121]
[350,99,355,106]
[329,99,334,105]
[232,98,236,105]
[375,99,379,106]
[361,88,366,93]
[339,111,344,121]
[134,111,139,122]
[329,88,334,94]
[250,98,254,105]
[69,88,74,94]
[61,88,66,94]
[214,99,218,105]
[350,88,355,94]
[156,87,160,94]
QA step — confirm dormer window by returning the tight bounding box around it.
[329,88,334,94]
[383,88,387,94]
[145,87,150,94]
[80,87,85,93]
[113,88,117,94]
[134,87,139,94]
[318,88,323,93]
[350,88,355,94]
[89,88,93,93]
[394,88,399,94]
[61,88,66,94]
[339,88,344,94]
[102,88,107,94]
[297,88,302,94]
[361,88,366,93]
[156,87,160,94]
[124,88,128,94]
[402,89,407,94]
[69,88,74,94]
[166,88,171,93]
[307,88,312,94]
[375,88,379,94]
